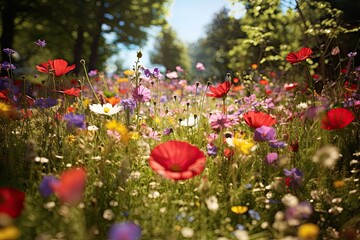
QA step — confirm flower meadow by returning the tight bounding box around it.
[0,44,359,240]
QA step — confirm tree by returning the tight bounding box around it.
[150,26,191,72]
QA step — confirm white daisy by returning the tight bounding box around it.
[180,114,199,127]
[89,103,122,115]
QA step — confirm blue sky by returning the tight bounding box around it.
[106,0,245,72]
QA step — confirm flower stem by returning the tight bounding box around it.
[80,59,100,103]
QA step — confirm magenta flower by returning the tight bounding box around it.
[209,112,232,130]
[132,85,151,103]
[266,152,278,165]
[196,62,206,71]
[253,126,276,142]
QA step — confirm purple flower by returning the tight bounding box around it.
[108,222,141,240]
[253,126,276,142]
[348,52,357,58]
[34,97,58,108]
[144,68,161,79]
[39,175,59,197]
[160,95,168,103]
[285,201,313,221]
[3,48,16,56]
[207,143,217,156]
[34,39,46,48]
[63,113,86,129]
[120,99,137,113]
[269,140,287,148]
[88,69,98,77]
[266,152,278,165]
[1,61,16,70]
[163,128,173,136]
[132,85,151,103]
[284,168,303,189]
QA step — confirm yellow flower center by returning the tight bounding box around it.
[104,107,110,113]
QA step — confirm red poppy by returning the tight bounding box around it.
[0,187,25,218]
[51,168,86,204]
[0,91,10,103]
[206,81,231,98]
[243,111,277,129]
[224,148,234,159]
[56,87,81,97]
[286,47,313,64]
[259,79,269,85]
[36,59,75,77]
[321,108,355,130]
[284,83,298,91]
[149,141,206,181]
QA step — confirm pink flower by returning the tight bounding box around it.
[132,85,151,103]
[196,62,206,71]
[209,112,232,130]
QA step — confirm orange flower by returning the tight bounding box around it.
[206,81,231,98]
[259,79,269,85]
[105,96,121,106]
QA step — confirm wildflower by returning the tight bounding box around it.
[281,194,299,207]
[285,201,313,225]
[269,140,287,148]
[331,46,340,55]
[36,59,75,77]
[226,135,255,155]
[105,96,121,106]
[88,69,98,77]
[284,168,303,189]
[209,112,232,130]
[35,156,49,164]
[176,66,184,72]
[0,188,25,218]
[231,206,248,214]
[266,152,278,165]
[253,126,276,142]
[166,71,178,79]
[196,62,206,71]
[181,227,194,238]
[181,114,199,127]
[132,85,151,103]
[120,99,137,113]
[321,108,355,130]
[312,145,340,169]
[286,47,313,64]
[56,87,81,97]
[108,221,141,240]
[298,223,320,240]
[205,196,219,212]
[34,97,58,108]
[284,83,298,91]
[163,128,173,136]
[0,102,12,118]
[34,39,46,48]
[347,52,357,58]
[0,225,21,240]
[63,113,86,129]
[233,230,249,240]
[149,141,206,180]
[39,175,59,197]
[333,180,345,188]
[1,62,16,70]
[3,48,16,56]
[207,143,217,156]
[51,167,86,205]
[89,103,122,115]
[206,81,231,98]
[144,67,161,79]
[123,69,135,76]
[243,111,277,128]
[248,209,261,220]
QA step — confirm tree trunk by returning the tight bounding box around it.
[88,0,105,70]
[1,1,16,62]
[73,25,84,75]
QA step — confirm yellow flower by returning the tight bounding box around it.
[251,63,258,69]
[123,70,134,76]
[0,102,12,118]
[0,225,21,240]
[333,180,345,188]
[298,223,320,240]
[227,135,255,155]
[105,120,129,144]
[117,77,129,83]
[83,98,91,108]
[130,131,140,140]
[65,134,76,143]
[231,206,248,214]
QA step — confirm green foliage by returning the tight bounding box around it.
[150,26,191,72]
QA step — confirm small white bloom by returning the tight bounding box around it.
[35,156,49,164]
[233,230,249,240]
[181,227,194,238]
[205,196,219,212]
[103,209,114,220]
[89,103,122,115]
[281,194,299,207]
[312,145,340,168]
[180,114,199,127]
[87,125,99,131]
